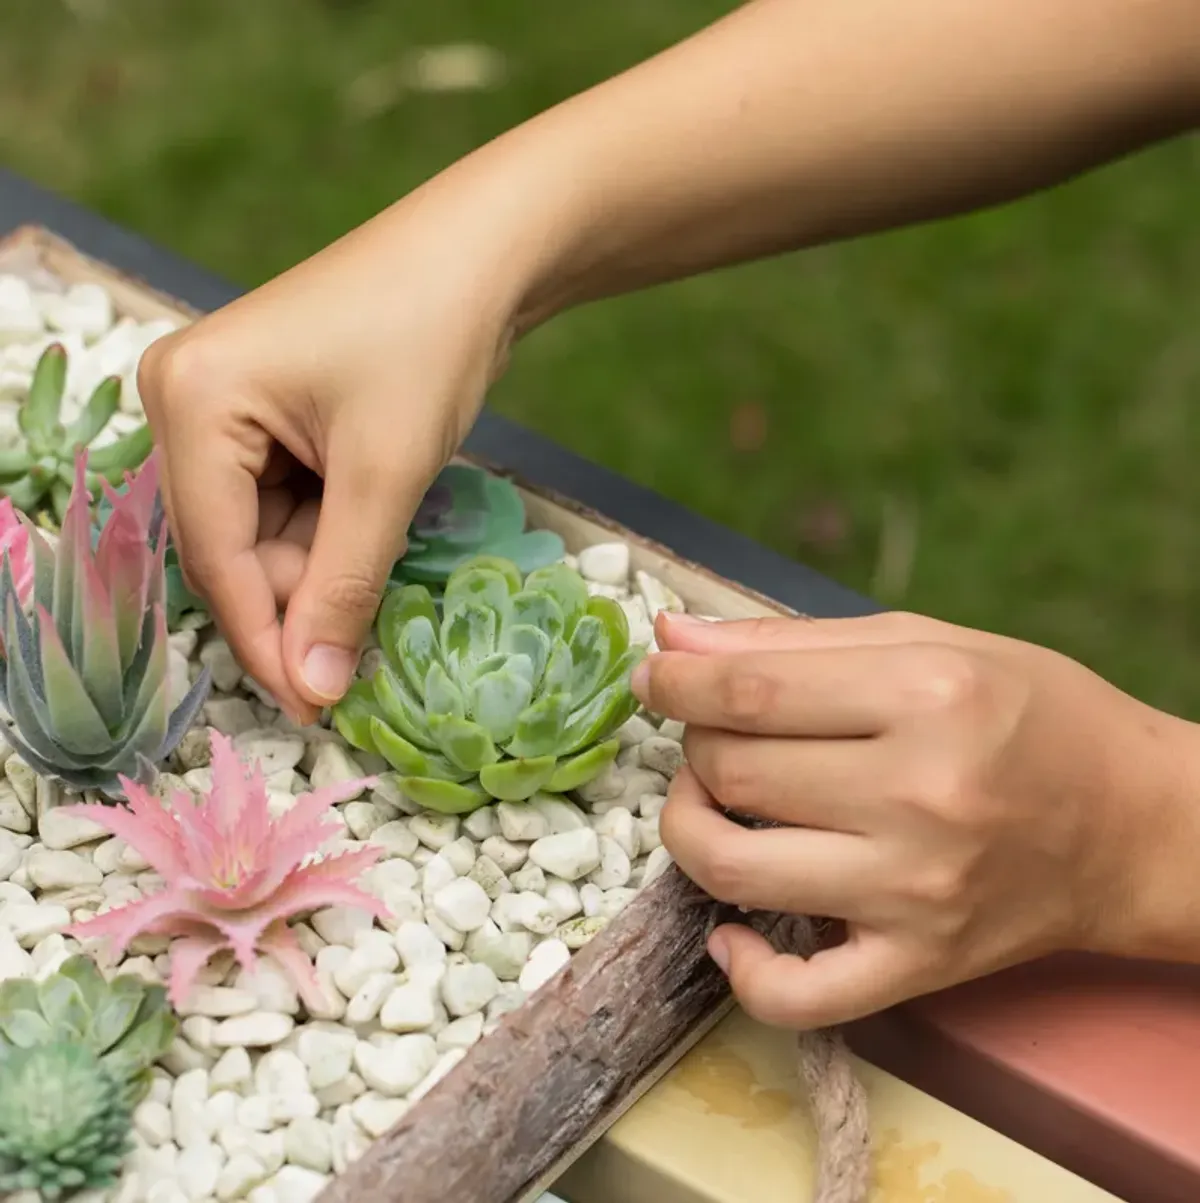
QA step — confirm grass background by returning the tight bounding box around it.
[3,0,1200,714]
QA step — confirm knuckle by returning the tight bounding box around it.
[316,571,387,624]
[700,743,757,807]
[692,839,754,906]
[907,862,968,909]
[137,329,216,417]
[715,662,780,725]
[897,645,985,715]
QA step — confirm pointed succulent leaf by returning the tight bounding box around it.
[368,717,468,781]
[503,690,570,760]
[0,977,39,1016]
[101,1008,177,1083]
[440,601,497,682]
[86,423,154,478]
[423,661,465,719]
[19,343,67,447]
[37,606,113,755]
[79,559,124,730]
[56,954,108,1013]
[151,667,212,769]
[397,614,439,700]
[0,445,33,481]
[537,639,573,700]
[545,740,621,793]
[508,589,566,641]
[117,607,168,742]
[332,678,385,755]
[62,376,121,452]
[602,643,647,690]
[565,614,613,710]
[586,595,630,662]
[2,470,50,512]
[371,665,436,749]
[467,666,533,745]
[398,776,491,815]
[427,713,499,774]
[478,755,557,801]
[36,974,90,1041]
[559,679,640,756]
[522,562,588,636]
[498,624,551,687]
[83,977,147,1056]
[377,584,437,673]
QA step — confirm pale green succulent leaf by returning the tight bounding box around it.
[37,607,113,755]
[498,624,552,687]
[56,954,107,1011]
[0,1008,53,1048]
[368,716,469,781]
[423,661,465,719]
[561,679,642,757]
[586,595,631,661]
[85,424,153,478]
[478,755,557,801]
[427,713,499,774]
[62,376,121,452]
[447,553,522,594]
[397,615,439,700]
[371,665,436,749]
[440,601,497,681]
[565,614,613,711]
[545,739,621,793]
[504,689,570,760]
[87,977,151,1057]
[331,679,384,756]
[468,666,534,745]
[36,975,90,1041]
[398,776,491,815]
[522,562,588,636]
[508,589,565,641]
[20,344,67,446]
[377,584,437,676]
[442,564,515,627]
[537,640,573,700]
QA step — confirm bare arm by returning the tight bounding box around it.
[398,0,1200,326]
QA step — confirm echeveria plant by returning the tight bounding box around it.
[0,452,211,797]
[0,342,152,524]
[334,555,644,814]
[392,463,565,587]
[0,956,177,1199]
[64,731,386,1008]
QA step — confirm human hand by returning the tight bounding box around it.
[137,180,537,722]
[632,610,1200,1028]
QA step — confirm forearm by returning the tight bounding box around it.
[411,0,1200,326]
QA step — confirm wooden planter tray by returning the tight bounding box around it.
[0,222,1138,1203]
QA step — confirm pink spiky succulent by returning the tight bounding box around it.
[63,731,388,1008]
[0,496,33,609]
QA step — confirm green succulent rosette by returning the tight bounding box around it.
[334,554,644,813]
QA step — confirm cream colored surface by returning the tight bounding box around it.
[4,224,1128,1203]
[559,1009,1127,1203]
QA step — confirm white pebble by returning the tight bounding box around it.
[368,820,418,859]
[133,1099,173,1146]
[518,938,572,993]
[177,1141,226,1202]
[491,891,556,936]
[353,1033,436,1097]
[409,812,459,850]
[578,541,630,586]
[25,849,101,890]
[496,801,550,842]
[393,920,447,968]
[461,807,498,841]
[350,1092,410,1138]
[479,835,526,872]
[35,808,108,850]
[0,926,33,980]
[430,876,491,933]
[440,962,500,1017]
[216,1152,269,1201]
[178,986,258,1019]
[267,1166,330,1203]
[380,982,437,1033]
[307,742,367,797]
[543,878,583,923]
[310,906,374,947]
[528,828,601,881]
[171,1068,213,1148]
[212,1011,294,1048]
[466,854,511,900]
[296,1026,356,1092]
[282,1118,332,1174]
[589,835,633,889]
[332,940,399,998]
[209,1046,252,1093]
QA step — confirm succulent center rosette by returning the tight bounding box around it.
[334,554,645,814]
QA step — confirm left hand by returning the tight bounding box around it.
[631,610,1200,1029]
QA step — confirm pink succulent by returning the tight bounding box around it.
[63,730,387,1009]
[0,496,33,608]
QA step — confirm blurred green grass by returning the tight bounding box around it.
[3,0,1200,713]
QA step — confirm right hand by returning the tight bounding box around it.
[138,193,527,723]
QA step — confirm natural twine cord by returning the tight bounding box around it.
[685,854,872,1202]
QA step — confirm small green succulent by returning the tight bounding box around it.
[334,555,644,813]
[0,954,179,1104]
[391,464,565,588]
[0,343,153,525]
[0,1041,134,1199]
[0,956,177,1199]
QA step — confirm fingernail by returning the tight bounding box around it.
[301,644,356,702]
[708,933,731,975]
[630,658,651,702]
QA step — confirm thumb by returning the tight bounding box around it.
[709,922,916,1029]
[282,436,430,706]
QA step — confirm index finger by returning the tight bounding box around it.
[158,416,315,724]
[633,645,919,735]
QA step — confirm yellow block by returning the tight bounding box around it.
[559,1009,1125,1203]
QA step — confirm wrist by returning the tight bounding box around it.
[1086,706,1200,964]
